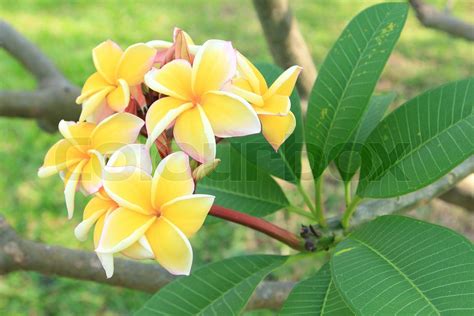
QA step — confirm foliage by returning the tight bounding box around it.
[2,0,472,316]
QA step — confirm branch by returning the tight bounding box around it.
[353,156,474,224]
[409,0,474,41]
[438,174,474,212]
[0,214,293,311]
[252,0,317,99]
[210,205,305,251]
[0,20,80,131]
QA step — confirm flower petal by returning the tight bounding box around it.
[116,43,156,86]
[257,94,290,116]
[107,143,152,175]
[103,167,154,215]
[79,87,115,122]
[229,78,264,107]
[64,160,87,219]
[76,72,111,104]
[121,236,154,260]
[146,217,193,275]
[38,139,86,178]
[92,40,123,84]
[173,105,216,163]
[81,150,105,194]
[152,151,194,209]
[236,52,267,94]
[74,195,113,241]
[260,111,296,151]
[145,97,192,148]
[192,40,236,96]
[200,90,261,138]
[161,194,214,237]
[106,79,131,112]
[91,113,144,155]
[96,207,155,253]
[144,60,192,100]
[265,65,302,97]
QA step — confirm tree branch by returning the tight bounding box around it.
[0,214,293,311]
[0,20,80,131]
[252,0,317,99]
[438,174,474,212]
[353,156,474,224]
[409,0,474,41]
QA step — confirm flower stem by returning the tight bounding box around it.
[296,182,316,213]
[314,177,327,227]
[341,195,363,229]
[344,181,352,207]
[209,205,305,251]
[286,205,316,220]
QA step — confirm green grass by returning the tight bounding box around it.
[0,0,473,314]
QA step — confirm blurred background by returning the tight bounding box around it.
[1,0,473,314]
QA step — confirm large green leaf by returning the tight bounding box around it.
[136,255,287,315]
[231,63,303,183]
[305,3,408,179]
[335,93,395,182]
[279,263,353,315]
[197,143,289,217]
[357,78,474,197]
[332,215,474,315]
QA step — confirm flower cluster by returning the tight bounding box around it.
[38,28,301,278]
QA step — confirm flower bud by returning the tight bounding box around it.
[192,159,221,181]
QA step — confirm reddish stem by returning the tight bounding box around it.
[209,205,305,251]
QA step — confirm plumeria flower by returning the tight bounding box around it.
[75,144,154,278]
[144,40,261,163]
[74,188,154,278]
[76,40,156,122]
[230,52,302,151]
[38,113,144,218]
[96,151,214,277]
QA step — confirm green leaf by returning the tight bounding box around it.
[136,255,287,315]
[197,143,289,217]
[279,263,353,315]
[305,3,408,179]
[335,93,395,182]
[230,63,303,183]
[332,215,474,315]
[357,78,474,197]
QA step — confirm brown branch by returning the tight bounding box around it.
[0,20,80,131]
[252,0,317,99]
[438,174,474,212]
[0,215,293,311]
[409,0,474,41]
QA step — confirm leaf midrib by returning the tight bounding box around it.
[316,6,398,175]
[351,237,441,315]
[196,260,282,315]
[368,112,473,184]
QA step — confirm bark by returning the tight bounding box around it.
[409,0,474,41]
[438,174,474,212]
[0,20,80,131]
[0,214,293,311]
[252,0,317,99]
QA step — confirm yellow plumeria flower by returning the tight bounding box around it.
[38,113,144,218]
[75,144,154,278]
[144,40,261,163]
[96,151,214,276]
[74,188,154,278]
[76,40,156,122]
[230,53,302,151]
